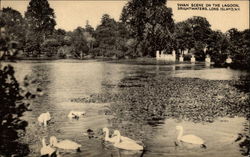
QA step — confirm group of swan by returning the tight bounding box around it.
[40,137,58,157]
[103,127,144,151]
[40,136,81,157]
[103,126,206,151]
[38,110,84,156]
[38,110,85,127]
[38,111,206,156]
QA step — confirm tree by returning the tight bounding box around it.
[1,7,26,49]
[0,24,10,59]
[84,21,95,52]
[205,30,229,64]
[121,0,175,57]
[174,21,194,53]
[94,14,119,57]
[85,20,94,34]
[0,65,31,156]
[68,27,89,58]
[174,16,212,60]
[227,28,250,68]
[24,0,56,55]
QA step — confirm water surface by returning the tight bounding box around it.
[3,60,249,157]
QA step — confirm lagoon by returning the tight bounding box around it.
[2,60,249,157]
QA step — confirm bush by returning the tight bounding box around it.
[0,65,30,156]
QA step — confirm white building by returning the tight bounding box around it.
[156,50,176,61]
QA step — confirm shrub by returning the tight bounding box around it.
[0,65,30,156]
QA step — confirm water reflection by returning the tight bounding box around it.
[173,68,249,80]
[2,60,249,157]
[145,117,246,157]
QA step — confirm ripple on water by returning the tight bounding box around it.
[5,60,249,157]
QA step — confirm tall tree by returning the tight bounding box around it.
[174,21,194,53]
[94,14,119,57]
[84,21,95,51]
[68,27,89,58]
[121,0,174,56]
[24,0,56,55]
[25,0,56,39]
[227,28,250,68]
[205,30,229,63]
[174,16,212,60]
[1,7,26,48]
[85,20,94,34]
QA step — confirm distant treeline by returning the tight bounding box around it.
[0,0,249,68]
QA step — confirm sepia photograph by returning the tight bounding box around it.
[0,0,249,156]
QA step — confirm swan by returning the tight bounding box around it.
[49,136,81,151]
[68,111,85,119]
[113,130,138,143]
[113,130,144,151]
[38,112,51,127]
[176,126,206,148]
[40,137,57,157]
[103,127,117,143]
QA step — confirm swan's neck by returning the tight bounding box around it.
[50,137,58,146]
[44,120,47,127]
[177,128,183,140]
[42,138,46,147]
[114,132,121,144]
[104,130,110,141]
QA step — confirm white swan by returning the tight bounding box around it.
[67,111,85,119]
[103,127,117,143]
[40,137,57,157]
[176,126,206,148]
[38,112,51,127]
[113,130,138,143]
[113,130,143,151]
[49,136,81,151]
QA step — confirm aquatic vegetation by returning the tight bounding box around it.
[74,74,249,124]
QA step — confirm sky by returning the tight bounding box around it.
[1,0,249,32]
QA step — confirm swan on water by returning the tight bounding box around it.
[68,111,85,119]
[103,127,117,143]
[112,130,144,151]
[113,130,138,143]
[40,137,57,157]
[49,136,81,151]
[176,125,206,148]
[38,112,51,127]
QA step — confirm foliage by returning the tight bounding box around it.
[1,7,26,49]
[121,0,175,56]
[41,38,61,57]
[85,21,95,34]
[57,45,73,58]
[25,0,56,37]
[0,4,249,69]
[174,16,212,60]
[0,27,9,53]
[0,65,30,156]
[226,28,250,69]
[94,14,127,58]
[206,30,229,64]
[24,0,56,55]
[67,27,89,58]
[23,34,42,57]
